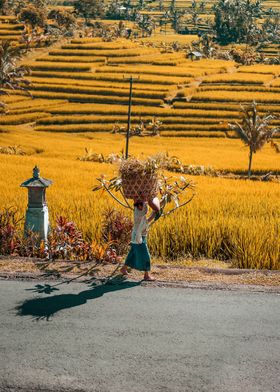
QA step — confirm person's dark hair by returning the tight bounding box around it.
[134,201,144,208]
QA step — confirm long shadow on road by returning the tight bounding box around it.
[15,280,141,321]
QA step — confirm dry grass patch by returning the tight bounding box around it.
[70,38,104,44]
[173,102,240,111]
[30,91,162,106]
[199,85,280,94]
[238,65,280,75]
[29,83,165,99]
[34,124,119,132]
[0,112,49,125]
[37,56,106,63]
[161,131,226,138]
[49,48,157,57]
[192,90,280,103]
[203,72,274,84]
[62,42,135,50]
[96,65,205,78]
[30,71,181,86]
[0,95,30,104]
[161,124,227,131]
[173,101,280,114]
[25,62,93,72]
[270,78,280,87]
[28,77,171,92]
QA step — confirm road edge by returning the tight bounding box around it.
[0,271,279,294]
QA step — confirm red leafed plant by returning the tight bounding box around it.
[47,216,92,260]
[0,208,127,265]
[101,208,133,256]
[0,208,22,255]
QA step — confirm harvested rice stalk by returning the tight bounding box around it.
[119,157,159,201]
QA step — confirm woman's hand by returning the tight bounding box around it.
[147,211,156,223]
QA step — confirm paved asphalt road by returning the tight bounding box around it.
[0,279,279,392]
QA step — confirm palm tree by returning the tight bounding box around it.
[135,14,154,37]
[0,40,30,94]
[229,102,280,177]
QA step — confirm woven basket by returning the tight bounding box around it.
[122,173,158,200]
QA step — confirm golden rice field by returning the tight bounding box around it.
[1,22,280,269]
[0,129,279,269]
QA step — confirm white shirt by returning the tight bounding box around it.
[131,204,148,244]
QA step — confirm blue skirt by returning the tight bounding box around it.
[125,236,151,272]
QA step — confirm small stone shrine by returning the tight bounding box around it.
[20,166,53,241]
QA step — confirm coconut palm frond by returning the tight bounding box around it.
[0,40,30,94]
[229,101,280,177]
[229,121,250,144]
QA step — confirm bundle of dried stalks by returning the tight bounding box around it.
[119,157,158,200]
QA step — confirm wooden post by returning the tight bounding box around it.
[124,76,139,159]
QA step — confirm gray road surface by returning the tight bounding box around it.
[0,279,279,392]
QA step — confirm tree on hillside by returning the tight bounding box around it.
[135,14,154,37]
[106,0,128,20]
[199,0,206,13]
[171,10,184,33]
[137,0,145,10]
[11,0,49,15]
[48,9,76,34]
[74,0,104,24]
[229,102,280,177]
[214,0,263,45]
[188,0,203,31]
[0,0,9,15]
[169,0,176,14]
[18,5,47,29]
[261,13,280,44]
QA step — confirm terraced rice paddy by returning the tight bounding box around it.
[1,15,280,268]
[1,36,279,139]
[0,16,24,44]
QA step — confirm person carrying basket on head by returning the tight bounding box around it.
[120,196,162,281]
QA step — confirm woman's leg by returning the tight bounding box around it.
[120,265,128,275]
[141,236,155,281]
[143,271,156,281]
